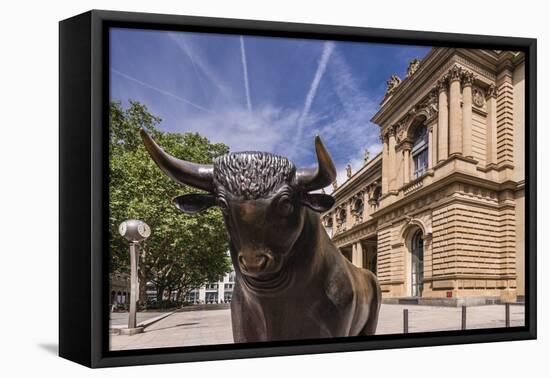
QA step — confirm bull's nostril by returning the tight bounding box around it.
[258,256,267,269]
[238,255,246,268]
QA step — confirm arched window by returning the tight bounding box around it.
[325,216,334,237]
[373,185,381,207]
[411,230,424,297]
[353,198,363,215]
[338,208,346,221]
[411,125,428,179]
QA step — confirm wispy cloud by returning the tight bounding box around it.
[240,36,252,113]
[166,33,209,102]
[330,142,382,192]
[109,29,423,173]
[290,41,335,158]
[178,104,300,153]
[110,68,212,113]
[308,49,382,190]
[167,32,234,103]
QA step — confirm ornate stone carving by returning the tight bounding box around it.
[364,149,370,163]
[387,125,397,137]
[424,90,439,120]
[383,74,402,100]
[461,70,476,87]
[449,64,462,82]
[335,206,347,233]
[351,196,364,224]
[332,180,338,191]
[486,84,498,99]
[367,181,382,208]
[346,164,352,179]
[436,75,449,92]
[473,87,485,107]
[406,58,421,78]
[394,89,439,137]
[401,141,413,151]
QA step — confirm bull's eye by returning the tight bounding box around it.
[277,195,294,217]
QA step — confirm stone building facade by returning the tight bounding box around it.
[323,48,525,305]
[110,272,130,306]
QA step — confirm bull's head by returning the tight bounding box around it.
[140,129,336,281]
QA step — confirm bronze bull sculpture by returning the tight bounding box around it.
[141,129,381,342]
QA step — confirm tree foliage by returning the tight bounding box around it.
[109,100,231,303]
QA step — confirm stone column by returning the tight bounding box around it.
[403,144,411,184]
[363,190,370,218]
[449,65,462,156]
[486,85,498,165]
[428,125,434,168]
[462,71,475,158]
[396,146,404,190]
[345,201,352,230]
[352,242,364,268]
[437,78,449,162]
[431,118,438,166]
[388,128,397,191]
[218,279,224,304]
[381,134,389,193]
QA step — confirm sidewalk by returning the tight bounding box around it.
[110,311,171,327]
[110,304,525,351]
[110,308,232,350]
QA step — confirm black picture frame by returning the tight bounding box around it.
[59,9,537,368]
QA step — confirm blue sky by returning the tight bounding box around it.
[110,28,431,189]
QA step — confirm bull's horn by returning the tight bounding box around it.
[295,136,336,192]
[140,129,214,193]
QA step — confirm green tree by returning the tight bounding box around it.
[109,100,231,304]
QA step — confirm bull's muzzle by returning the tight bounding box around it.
[238,253,272,275]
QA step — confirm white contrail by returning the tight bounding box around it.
[168,33,232,102]
[110,68,212,113]
[167,33,209,101]
[240,36,252,112]
[292,41,335,156]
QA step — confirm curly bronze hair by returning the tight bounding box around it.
[213,152,296,199]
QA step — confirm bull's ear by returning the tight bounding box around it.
[173,194,217,214]
[301,193,335,213]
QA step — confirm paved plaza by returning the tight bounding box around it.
[110,311,169,327]
[110,304,525,351]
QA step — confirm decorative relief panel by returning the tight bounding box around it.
[472,87,485,108]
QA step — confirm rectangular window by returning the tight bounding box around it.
[205,292,218,303]
[413,148,428,179]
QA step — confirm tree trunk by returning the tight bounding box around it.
[138,246,149,305]
[156,286,164,303]
[138,268,148,306]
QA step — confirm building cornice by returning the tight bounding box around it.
[372,48,524,131]
[331,153,382,202]
[370,170,519,220]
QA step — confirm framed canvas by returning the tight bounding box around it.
[59,9,537,368]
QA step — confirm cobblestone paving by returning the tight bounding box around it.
[110,304,525,350]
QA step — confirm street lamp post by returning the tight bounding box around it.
[118,219,151,335]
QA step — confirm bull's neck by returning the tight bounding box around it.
[287,209,326,276]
